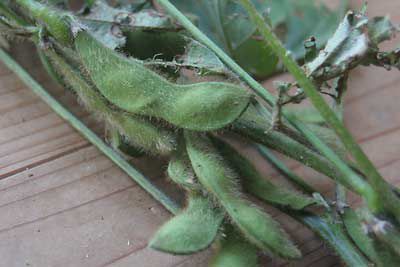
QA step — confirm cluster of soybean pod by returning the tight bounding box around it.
[2,0,400,266]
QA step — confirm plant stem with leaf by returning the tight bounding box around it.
[238,0,400,219]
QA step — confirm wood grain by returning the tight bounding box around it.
[0,1,399,266]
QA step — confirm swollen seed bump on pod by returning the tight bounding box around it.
[149,193,224,255]
[184,131,301,259]
[75,31,250,131]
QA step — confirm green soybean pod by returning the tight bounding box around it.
[184,131,301,259]
[212,138,316,210]
[45,49,176,155]
[211,227,259,267]
[167,139,203,192]
[75,32,250,131]
[149,193,224,255]
[112,113,176,155]
[105,123,145,158]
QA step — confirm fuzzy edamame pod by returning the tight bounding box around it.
[211,227,259,267]
[153,137,224,254]
[212,138,316,210]
[167,139,203,192]
[149,193,224,255]
[45,49,176,155]
[75,32,250,131]
[184,131,301,259]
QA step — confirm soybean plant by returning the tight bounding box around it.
[1,0,400,266]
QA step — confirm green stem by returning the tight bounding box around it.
[155,0,355,186]
[0,48,180,215]
[238,0,400,219]
[156,0,275,105]
[0,2,28,26]
[256,145,317,194]
[14,0,339,198]
[14,0,72,45]
[333,76,348,214]
[291,119,378,210]
[289,211,371,267]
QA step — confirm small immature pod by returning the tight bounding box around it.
[37,47,64,85]
[149,193,224,255]
[75,32,250,131]
[184,131,301,259]
[45,49,176,155]
[211,227,259,267]
[212,138,316,210]
[167,139,203,192]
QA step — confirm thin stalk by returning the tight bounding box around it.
[238,0,400,219]
[0,2,28,26]
[0,48,180,215]
[289,211,371,267]
[333,76,348,214]
[291,119,378,212]
[155,1,356,177]
[256,145,317,194]
[156,0,356,184]
[258,144,370,266]
[14,0,328,184]
[156,0,275,106]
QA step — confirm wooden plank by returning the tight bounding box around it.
[0,1,399,265]
[0,147,192,267]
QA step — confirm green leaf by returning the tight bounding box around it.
[179,37,230,75]
[170,0,278,77]
[149,193,224,255]
[283,0,348,59]
[305,11,370,80]
[84,1,178,30]
[368,16,397,45]
[170,0,346,78]
[81,1,179,49]
[105,0,150,10]
[123,30,186,61]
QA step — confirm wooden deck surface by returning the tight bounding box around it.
[0,1,399,266]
